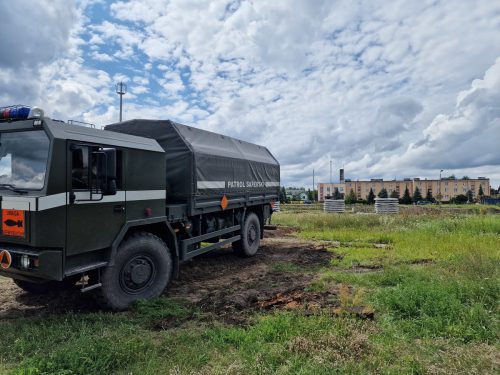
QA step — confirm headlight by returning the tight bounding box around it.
[19,255,30,269]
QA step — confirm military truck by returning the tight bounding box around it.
[0,105,280,310]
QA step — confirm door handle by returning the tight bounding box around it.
[114,205,125,213]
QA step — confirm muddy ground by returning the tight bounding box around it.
[0,228,342,323]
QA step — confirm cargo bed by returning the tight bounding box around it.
[105,119,280,215]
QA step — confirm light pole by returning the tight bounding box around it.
[115,82,127,122]
[312,168,315,202]
[329,160,332,185]
[438,169,444,204]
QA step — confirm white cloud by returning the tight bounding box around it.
[1,0,500,188]
[131,86,149,95]
[383,58,500,172]
[91,51,113,62]
[0,0,75,69]
[90,21,143,59]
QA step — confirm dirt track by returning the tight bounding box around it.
[0,229,339,321]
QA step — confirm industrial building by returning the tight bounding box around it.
[318,170,491,202]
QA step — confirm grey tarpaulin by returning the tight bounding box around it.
[105,119,280,201]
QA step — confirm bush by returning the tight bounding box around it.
[450,194,467,204]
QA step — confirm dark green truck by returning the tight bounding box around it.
[0,106,280,310]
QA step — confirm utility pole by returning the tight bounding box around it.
[312,169,315,202]
[438,169,444,204]
[330,160,332,185]
[115,82,127,122]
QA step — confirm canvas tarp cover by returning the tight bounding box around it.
[105,119,280,200]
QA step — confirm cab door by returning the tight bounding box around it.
[66,143,125,256]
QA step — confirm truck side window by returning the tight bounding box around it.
[72,146,122,192]
[71,146,89,190]
[71,146,100,191]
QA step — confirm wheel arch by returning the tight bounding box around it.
[246,204,270,239]
[111,218,179,279]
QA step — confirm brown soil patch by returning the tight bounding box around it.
[162,238,338,326]
[262,225,296,238]
[258,289,336,310]
[0,277,99,318]
[343,265,384,273]
[0,230,337,322]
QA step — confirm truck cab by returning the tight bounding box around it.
[0,107,165,284]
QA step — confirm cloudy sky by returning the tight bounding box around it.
[1,0,500,188]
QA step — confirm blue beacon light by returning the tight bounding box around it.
[0,105,41,120]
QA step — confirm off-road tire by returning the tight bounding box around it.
[13,279,65,294]
[232,212,261,257]
[97,232,172,311]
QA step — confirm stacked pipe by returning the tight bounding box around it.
[375,198,399,214]
[324,199,345,213]
[271,201,281,212]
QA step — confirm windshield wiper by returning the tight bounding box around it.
[0,184,28,194]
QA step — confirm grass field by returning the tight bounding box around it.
[0,211,498,374]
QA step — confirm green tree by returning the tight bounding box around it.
[425,189,434,202]
[413,187,423,202]
[279,186,287,203]
[345,189,358,204]
[345,189,357,204]
[466,189,474,203]
[462,176,470,180]
[478,185,484,197]
[307,189,313,201]
[377,188,388,198]
[332,187,341,200]
[390,190,400,199]
[400,186,412,204]
[452,194,468,204]
[367,188,375,204]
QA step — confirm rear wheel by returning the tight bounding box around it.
[233,212,261,257]
[98,232,172,311]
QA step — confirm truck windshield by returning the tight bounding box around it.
[0,130,50,190]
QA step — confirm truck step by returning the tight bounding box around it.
[80,282,102,293]
[65,261,108,276]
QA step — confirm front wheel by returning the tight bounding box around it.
[233,212,261,257]
[98,232,172,311]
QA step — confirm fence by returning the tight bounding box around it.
[270,201,280,212]
[374,198,399,214]
[277,202,499,215]
[278,202,323,213]
[323,199,345,213]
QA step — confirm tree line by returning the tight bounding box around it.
[279,184,490,204]
[344,185,484,205]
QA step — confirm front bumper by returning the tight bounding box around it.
[0,244,63,281]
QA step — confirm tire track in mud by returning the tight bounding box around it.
[0,228,338,320]
[163,229,339,326]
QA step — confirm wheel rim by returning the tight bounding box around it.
[248,223,257,246]
[120,254,157,294]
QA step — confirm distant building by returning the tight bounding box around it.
[298,192,308,201]
[318,173,490,202]
[285,187,307,201]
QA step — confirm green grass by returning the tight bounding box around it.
[1,211,498,374]
[276,211,500,369]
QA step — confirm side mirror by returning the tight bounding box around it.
[95,148,117,195]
